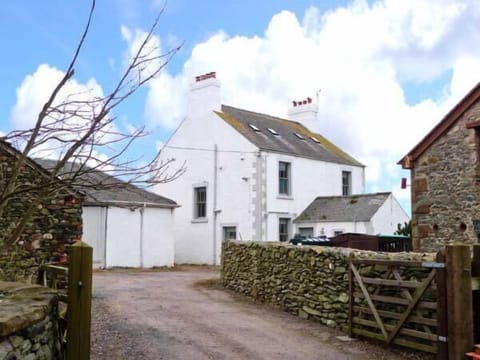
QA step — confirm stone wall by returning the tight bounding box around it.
[221,241,435,331]
[411,97,480,252]
[0,281,61,360]
[0,146,83,282]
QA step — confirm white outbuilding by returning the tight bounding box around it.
[293,192,409,237]
[36,159,178,268]
[81,172,178,269]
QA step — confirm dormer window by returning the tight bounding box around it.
[294,133,306,140]
[248,124,261,132]
[267,128,279,135]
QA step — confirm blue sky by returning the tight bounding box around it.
[2,0,480,215]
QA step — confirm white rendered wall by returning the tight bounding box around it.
[154,105,258,265]
[105,207,141,267]
[293,221,369,238]
[264,153,365,241]
[370,194,410,235]
[141,208,175,267]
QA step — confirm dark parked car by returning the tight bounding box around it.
[289,234,332,246]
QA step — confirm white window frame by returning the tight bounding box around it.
[342,170,352,196]
[279,217,291,242]
[223,226,237,241]
[192,184,208,222]
[278,161,291,196]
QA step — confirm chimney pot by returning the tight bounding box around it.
[288,95,319,132]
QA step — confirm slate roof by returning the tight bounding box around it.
[294,192,391,223]
[35,159,177,208]
[216,105,363,167]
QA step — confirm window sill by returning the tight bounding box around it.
[191,218,208,223]
[277,194,294,200]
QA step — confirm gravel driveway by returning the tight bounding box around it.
[91,266,433,360]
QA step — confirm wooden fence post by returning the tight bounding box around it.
[67,241,93,360]
[445,244,473,360]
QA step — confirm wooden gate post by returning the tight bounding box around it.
[436,249,448,360]
[472,245,480,344]
[67,241,93,360]
[445,244,473,360]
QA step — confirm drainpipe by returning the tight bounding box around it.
[263,152,268,241]
[139,203,146,268]
[213,144,218,265]
[104,207,108,269]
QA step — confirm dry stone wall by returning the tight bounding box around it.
[0,281,61,360]
[0,148,83,282]
[221,241,435,332]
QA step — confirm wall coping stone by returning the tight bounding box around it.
[0,281,58,336]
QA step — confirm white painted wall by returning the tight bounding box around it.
[141,208,175,267]
[82,205,175,268]
[371,194,410,235]
[293,221,370,238]
[105,207,141,267]
[264,153,365,241]
[155,98,258,264]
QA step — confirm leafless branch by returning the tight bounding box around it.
[0,0,185,246]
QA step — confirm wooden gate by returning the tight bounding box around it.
[348,255,447,355]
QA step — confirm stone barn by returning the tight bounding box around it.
[399,82,480,251]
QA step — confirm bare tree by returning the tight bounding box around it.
[0,0,185,246]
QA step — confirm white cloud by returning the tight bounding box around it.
[121,25,163,81]
[11,64,104,130]
[9,63,112,161]
[142,0,480,214]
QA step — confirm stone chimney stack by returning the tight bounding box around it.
[287,97,319,132]
[188,72,221,118]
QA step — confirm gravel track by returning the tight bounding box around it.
[91,266,434,360]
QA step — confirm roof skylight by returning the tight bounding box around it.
[267,128,279,135]
[310,136,321,143]
[248,124,261,132]
[294,133,306,140]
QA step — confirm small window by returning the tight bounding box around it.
[310,136,320,143]
[267,128,279,135]
[279,161,291,195]
[248,124,261,132]
[298,227,314,237]
[194,187,207,218]
[342,171,351,196]
[279,218,290,242]
[223,226,237,241]
[294,133,306,140]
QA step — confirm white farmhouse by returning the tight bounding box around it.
[153,72,365,265]
[294,192,410,237]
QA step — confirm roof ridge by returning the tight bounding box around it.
[221,104,300,125]
[314,192,391,200]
